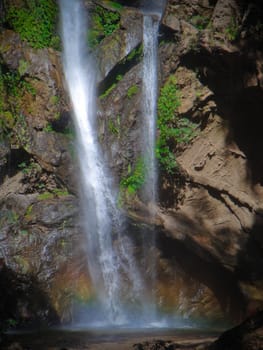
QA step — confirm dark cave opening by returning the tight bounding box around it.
[6,148,31,179]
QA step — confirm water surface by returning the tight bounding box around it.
[6,327,221,350]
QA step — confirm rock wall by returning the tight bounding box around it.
[156,0,263,321]
[0,0,263,327]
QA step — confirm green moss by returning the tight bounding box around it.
[127,85,139,99]
[37,188,69,200]
[52,188,69,196]
[108,1,123,10]
[6,0,58,49]
[37,192,54,200]
[50,95,59,105]
[18,59,29,77]
[99,83,117,99]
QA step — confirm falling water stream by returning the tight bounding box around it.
[140,5,163,324]
[142,15,160,204]
[59,0,170,327]
[59,0,145,325]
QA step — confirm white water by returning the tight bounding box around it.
[142,15,160,204]
[59,0,145,325]
[140,13,161,322]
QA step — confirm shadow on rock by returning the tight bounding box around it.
[0,258,59,337]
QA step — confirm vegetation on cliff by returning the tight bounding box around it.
[5,0,59,49]
[0,0,263,338]
[157,76,197,174]
[88,4,121,47]
[0,64,35,139]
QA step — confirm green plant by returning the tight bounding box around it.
[116,74,123,81]
[99,83,117,99]
[125,44,143,63]
[50,95,59,105]
[6,0,58,49]
[190,15,209,30]
[127,85,139,99]
[0,111,15,133]
[37,188,69,200]
[52,188,69,196]
[225,17,239,41]
[0,67,36,136]
[49,35,61,50]
[19,229,28,235]
[18,59,29,77]
[195,90,202,99]
[25,204,33,220]
[108,1,123,10]
[2,71,20,97]
[13,113,31,150]
[108,115,121,136]
[7,210,19,225]
[37,192,54,200]
[7,318,17,327]
[88,5,120,47]
[157,76,197,174]
[18,159,41,174]
[120,157,146,195]
[43,122,54,132]
[22,79,36,96]
[18,161,27,173]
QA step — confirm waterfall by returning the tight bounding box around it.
[141,5,163,324]
[142,15,160,204]
[59,0,144,326]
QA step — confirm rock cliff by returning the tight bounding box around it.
[0,0,262,328]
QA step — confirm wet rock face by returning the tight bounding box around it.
[96,7,143,81]
[0,259,59,328]
[0,188,91,324]
[0,8,88,325]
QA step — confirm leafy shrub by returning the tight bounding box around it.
[157,76,197,174]
[108,1,123,10]
[88,5,120,47]
[225,17,239,41]
[190,15,210,30]
[120,158,146,195]
[124,44,143,63]
[6,0,58,49]
[0,67,35,134]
